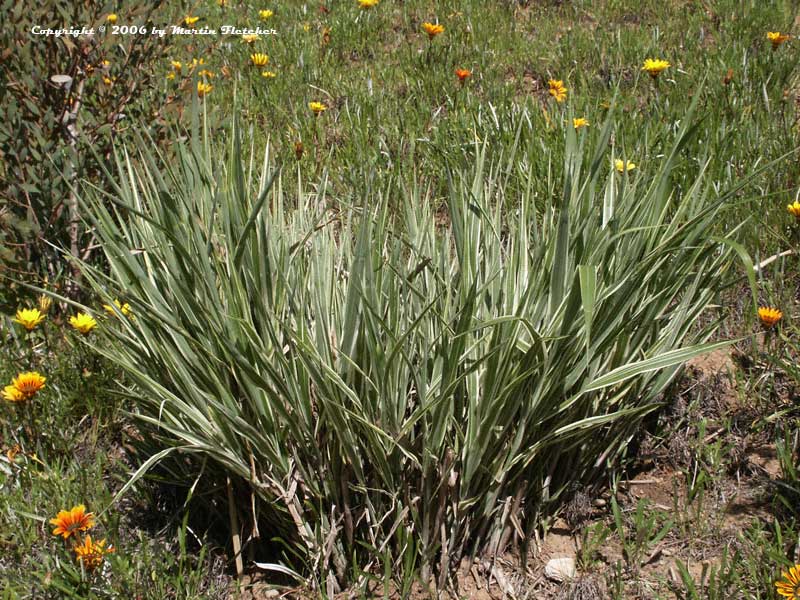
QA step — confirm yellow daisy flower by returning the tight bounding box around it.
[309,101,327,115]
[184,16,200,26]
[1,385,25,403]
[548,79,567,103]
[422,22,444,39]
[615,159,636,173]
[69,312,97,335]
[573,117,589,130]
[767,31,790,49]
[259,9,274,19]
[776,564,800,598]
[106,14,117,24]
[13,308,45,331]
[758,306,782,328]
[11,371,46,399]
[73,535,114,571]
[197,82,213,97]
[642,58,670,78]
[250,53,269,67]
[242,33,260,43]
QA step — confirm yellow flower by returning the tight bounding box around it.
[11,371,46,399]
[259,9,274,19]
[548,79,567,103]
[309,101,327,115]
[422,22,444,39]
[197,81,213,97]
[106,14,117,24]
[359,0,379,8]
[1,385,25,403]
[642,58,670,78]
[73,535,114,572]
[103,299,132,317]
[13,308,45,331]
[197,69,214,79]
[69,312,97,335]
[242,33,260,43]
[101,60,111,68]
[184,16,200,26]
[261,70,277,78]
[777,564,800,598]
[250,53,269,67]
[573,117,589,130]
[166,72,176,80]
[767,32,790,49]
[615,159,636,173]
[758,306,783,328]
[103,76,114,86]
[170,60,182,71]
[50,505,95,540]
[787,201,800,219]
[302,22,311,32]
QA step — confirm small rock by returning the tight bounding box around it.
[593,498,607,507]
[545,557,576,582]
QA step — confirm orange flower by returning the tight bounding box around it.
[767,31,790,49]
[73,534,114,571]
[422,22,444,39]
[758,306,782,328]
[50,505,95,539]
[11,371,46,399]
[455,68,472,82]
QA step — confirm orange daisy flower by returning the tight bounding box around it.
[50,505,95,539]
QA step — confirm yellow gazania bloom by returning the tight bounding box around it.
[197,69,214,78]
[422,22,445,39]
[50,505,95,539]
[250,53,269,67]
[166,72,176,80]
[2,385,25,403]
[170,60,182,71]
[13,308,45,331]
[190,57,205,69]
[767,32,790,49]
[302,22,311,32]
[259,9,274,19]
[69,312,97,335]
[548,79,567,103]
[261,70,277,78]
[776,564,800,598]
[573,117,589,130]
[242,33,260,43]
[103,299,132,317]
[103,76,114,86]
[73,535,114,571]
[197,82,213,97]
[309,101,327,115]
[642,58,670,78]
[358,0,379,8]
[106,14,117,24]
[101,59,111,68]
[184,16,200,26]
[787,201,800,219]
[758,306,783,328]
[12,372,46,399]
[615,159,636,173]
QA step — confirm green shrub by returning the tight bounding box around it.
[0,0,169,302]
[80,103,738,591]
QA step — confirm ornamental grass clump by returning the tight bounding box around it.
[82,102,736,590]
